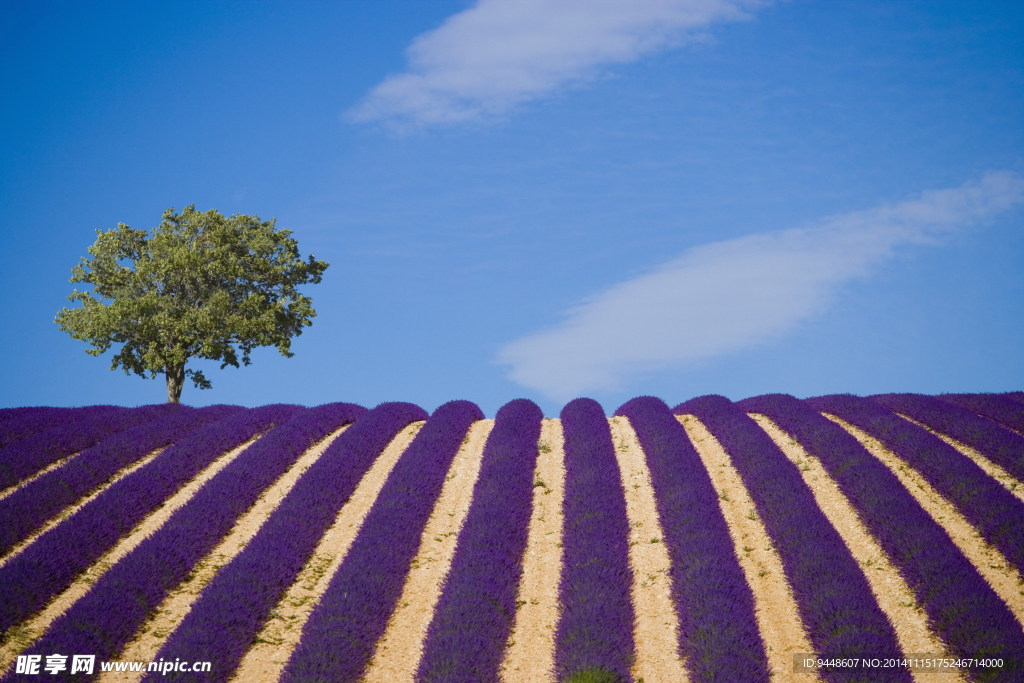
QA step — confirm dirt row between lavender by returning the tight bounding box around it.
[1,412,1021,681]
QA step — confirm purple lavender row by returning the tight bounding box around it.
[0,407,94,448]
[870,393,1024,480]
[616,397,768,682]
[740,394,1024,677]
[13,402,368,678]
[0,404,173,489]
[281,400,480,682]
[0,406,28,420]
[555,398,635,683]
[417,399,543,682]
[807,394,1024,575]
[0,405,128,476]
[936,393,1024,434]
[0,405,242,557]
[675,395,907,682]
[0,404,301,636]
[144,401,428,682]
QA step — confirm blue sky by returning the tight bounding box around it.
[2,0,1022,417]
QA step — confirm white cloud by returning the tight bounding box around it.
[349,0,768,127]
[495,172,1024,399]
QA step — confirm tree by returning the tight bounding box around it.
[56,205,329,403]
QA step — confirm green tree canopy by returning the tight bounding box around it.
[56,205,329,402]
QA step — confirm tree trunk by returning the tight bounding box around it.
[166,364,185,403]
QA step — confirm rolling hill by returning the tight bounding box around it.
[0,392,1021,682]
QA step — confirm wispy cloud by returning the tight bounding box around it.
[349,0,769,128]
[496,172,1024,400]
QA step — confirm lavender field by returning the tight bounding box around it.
[0,393,1021,682]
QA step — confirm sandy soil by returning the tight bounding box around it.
[0,435,262,677]
[362,419,494,682]
[896,414,1024,505]
[751,413,965,682]
[825,414,1024,629]
[228,420,424,682]
[103,424,353,682]
[609,415,689,683]
[500,418,565,682]
[677,414,821,682]
[6,409,1020,682]
[0,447,167,568]
[0,451,83,502]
